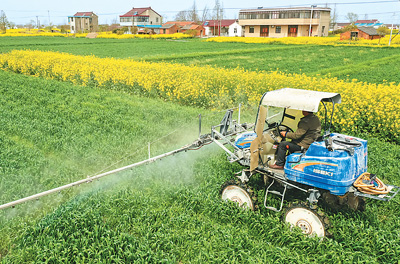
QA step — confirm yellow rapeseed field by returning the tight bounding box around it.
[0,50,398,140]
[0,30,192,39]
[95,32,192,39]
[206,36,400,47]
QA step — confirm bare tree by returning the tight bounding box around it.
[175,10,189,21]
[345,12,358,24]
[212,0,224,36]
[212,0,224,20]
[8,21,15,29]
[330,5,338,30]
[201,5,210,23]
[189,1,199,23]
[175,1,200,22]
[0,10,9,33]
[26,19,36,30]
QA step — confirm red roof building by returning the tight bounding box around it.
[340,26,382,40]
[181,24,205,37]
[203,19,242,37]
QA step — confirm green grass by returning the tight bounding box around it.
[1,37,400,263]
[2,145,400,263]
[0,70,217,205]
[1,64,400,263]
[0,37,399,84]
[0,37,265,59]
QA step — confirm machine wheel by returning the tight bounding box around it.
[283,203,330,238]
[220,180,258,211]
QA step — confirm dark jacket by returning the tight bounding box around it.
[286,113,321,149]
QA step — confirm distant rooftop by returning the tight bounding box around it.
[70,12,96,17]
[239,7,331,12]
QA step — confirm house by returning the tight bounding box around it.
[160,21,204,36]
[160,23,180,34]
[203,19,242,37]
[332,22,350,31]
[340,26,383,40]
[332,20,383,31]
[163,21,196,29]
[354,19,383,28]
[119,7,162,33]
[181,24,205,37]
[238,7,331,37]
[68,12,98,33]
[385,24,400,30]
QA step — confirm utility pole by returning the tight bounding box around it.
[36,16,40,31]
[308,5,316,37]
[48,10,51,27]
[389,12,395,46]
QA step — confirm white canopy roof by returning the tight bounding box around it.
[261,88,341,112]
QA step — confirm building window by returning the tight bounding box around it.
[72,26,74,31]
[163,29,166,34]
[239,9,323,20]
[275,26,281,33]
[249,26,254,33]
[322,26,325,33]
[120,17,132,23]
[156,17,159,22]
[234,27,237,33]
[351,31,358,39]
[279,12,288,19]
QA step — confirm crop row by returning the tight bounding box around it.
[142,46,302,62]
[0,50,399,142]
[0,31,192,40]
[206,36,400,47]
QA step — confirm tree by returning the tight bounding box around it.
[189,1,199,23]
[0,10,8,33]
[329,6,338,31]
[175,1,200,22]
[343,24,358,32]
[60,24,69,33]
[345,12,358,24]
[212,0,224,36]
[201,6,210,23]
[26,19,36,30]
[212,0,223,21]
[377,26,390,44]
[8,21,15,29]
[377,26,390,36]
[175,10,189,21]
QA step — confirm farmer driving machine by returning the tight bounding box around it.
[1,88,398,238]
[213,88,399,238]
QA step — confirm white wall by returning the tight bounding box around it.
[228,22,241,37]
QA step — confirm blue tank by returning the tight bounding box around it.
[235,132,257,149]
[284,133,368,195]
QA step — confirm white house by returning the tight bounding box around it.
[203,19,242,37]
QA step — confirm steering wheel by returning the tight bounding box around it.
[277,125,294,139]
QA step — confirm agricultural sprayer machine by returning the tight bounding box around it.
[1,88,398,238]
[214,88,399,238]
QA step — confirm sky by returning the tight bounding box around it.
[2,0,400,26]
